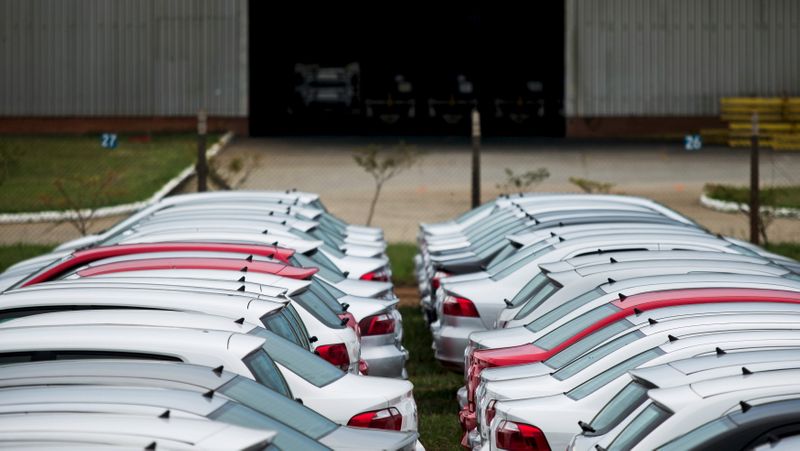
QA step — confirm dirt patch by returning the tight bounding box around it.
[395,286,420,308]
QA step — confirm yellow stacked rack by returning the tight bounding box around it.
[720,97,800,151]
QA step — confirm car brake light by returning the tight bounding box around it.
[359,313,396,336]
[348,407,403,431]
[361,268,390,282]
[338,312,360,339]
[359,359,369,375]
[314,343,350,371]
[431,271,450,291]
[486,399,498,428]
[496,420,550,451]
[443,295,480,317]
[467,344,542,406]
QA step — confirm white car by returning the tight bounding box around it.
[570,348,800,451]
[0,324,418,432]
[0,413,275,450]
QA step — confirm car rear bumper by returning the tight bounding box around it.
[433,318,485,367]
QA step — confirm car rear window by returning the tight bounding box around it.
[491,244,554,280]
[209,402,329,451]
[219,376,338,439]
[485,243,517,269]
[568,349,664,401]
[533,304,621,351]
[507,273,549,308]
[608,403,671,451]
[291,289,345,329]
[548,323,640,376]
[658,417,735,451]
[513,279,561,320]
[259,310,307,348]
[525,288,606,333]
[258,330,345,387]
[587,381,652,436]
[242,349,292,396]
[292,252,344,283]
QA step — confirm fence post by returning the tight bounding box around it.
[471,108,481,208]
[749,112,760,245]
[196,109,208,192]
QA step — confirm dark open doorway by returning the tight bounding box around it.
[248,1,565,137]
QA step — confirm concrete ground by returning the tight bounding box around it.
[1,136,799,245]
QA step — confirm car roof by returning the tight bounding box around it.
[0,359,239,389]
[0,323,262,363]
[630,349,800,388]
[564,259,788,278]
[118,231,322,254]
[67,274,302,297]
[0,384,229,416]
[599,273,800,295]
[73,257,317,280]
[0,284,282,321]
[540,250,772,273]
[0,412,275,449]
[0,309,261,334]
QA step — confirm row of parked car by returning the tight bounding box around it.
[0,190,423,450]
[415,193,800,451]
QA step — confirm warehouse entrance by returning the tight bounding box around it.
[248,1,565,137]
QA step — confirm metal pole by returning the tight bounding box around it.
[471,108,481,208]
[196,109,208,192]
[749,112,760,245]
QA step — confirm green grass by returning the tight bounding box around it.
[401,305,463,451]
[388,243,417,286]
[0,243,53,272]
[768,243,800,261]
[704,183,800,209]
[0,134,218,213]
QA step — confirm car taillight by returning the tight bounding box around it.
[338,312,360,339]
[359,313,396,336]
[431,271,450,291]
[359,359,369,375]
[361,268,390,282]
[486,399,498,428]
[443,295,480,317]
[496,421,550,451]
[348,407,403,431]
[467,344,543,406]
[314,343,350,371]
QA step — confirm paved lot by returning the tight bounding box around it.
[2,137,799,245]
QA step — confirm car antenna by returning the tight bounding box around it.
[212,365,224,376]
[503,299,513,307]
[633,307,643,316]
[246,255,253,262]
[607,278,616,284]
[145,442,157,451]
[618,293,627,301]
[159,409,171,419]
[740,401,752,413]
[203,390,215,399]
[716,347,727,355]
[240,266,248,272]
[262,229,269,234]
[234,318,245,325]
[237,285,246,292]
[742,366,753,375]
[667,334,678,342]
[341,303,350,311]
[609,257,618,263]
[238,276,246,282]
[341,317,349,326]
[578,421,596,433]
[342,271,350,277]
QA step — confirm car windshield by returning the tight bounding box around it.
[533,304,621,351]
[491,244,554,280]
[259,329,345,387]
[567,349,664,401]
[658,417,736,451]
[293,252,345,283]
[548,323,640,377]
[242,349,292,396]
[513,279,560,320]
[525,288,606,333]
[608,403,671,451]
[587,381,652,436]
[210,402,330,451]
[219,376,338,439]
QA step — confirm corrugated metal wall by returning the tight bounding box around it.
[0,0,247,117]
[566,0,800,117]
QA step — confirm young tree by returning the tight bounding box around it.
[569,176,615,194]
[496,168,550,192]
[353,142,421,226]
[41,170,122,236]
